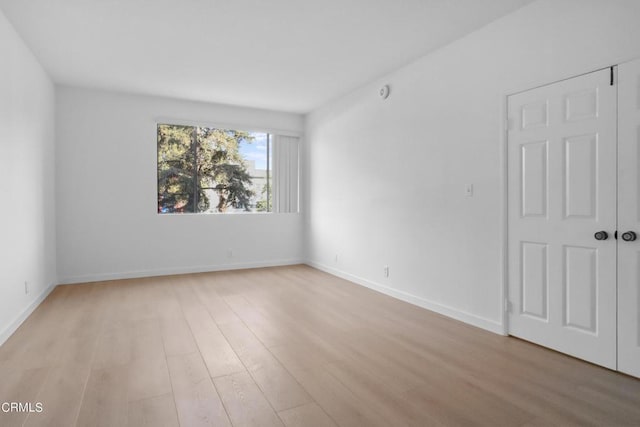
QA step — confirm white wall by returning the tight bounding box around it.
[305,0,640,333]
[56,87,304,283]
[0,10,56,343]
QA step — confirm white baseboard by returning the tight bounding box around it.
[0,283,56,347]
[58,258,304,285]
[307,260,505,335]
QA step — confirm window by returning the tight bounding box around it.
[157,123,298,214]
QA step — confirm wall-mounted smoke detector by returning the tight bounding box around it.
[379,85,390,100]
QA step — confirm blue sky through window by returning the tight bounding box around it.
[239,132,268,170]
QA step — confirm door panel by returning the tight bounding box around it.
[565,88,598,122]
[564,134,597,218]
[563,245,597,333]
[521,242,548,320]
[508,68,617,369]
[521,141,548,217]
[618,59,640,378]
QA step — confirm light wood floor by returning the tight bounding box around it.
[1,265,639,427]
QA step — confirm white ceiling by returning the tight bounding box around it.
[0,0,534,113]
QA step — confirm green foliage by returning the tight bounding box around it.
[256,182,271,212]
[157,124,255,213]
[157,125,195,212]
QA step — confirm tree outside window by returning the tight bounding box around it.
[157,124,271,214]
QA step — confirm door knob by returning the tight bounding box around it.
[594,231,609,241]
[622,231,637,242]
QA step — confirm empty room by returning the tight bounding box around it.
[2,0,640,426]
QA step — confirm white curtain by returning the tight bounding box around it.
[272,135,299,213]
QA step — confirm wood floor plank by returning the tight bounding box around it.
[278,402,337,427]
[520,418,563,427]
[22,363,91,427]
[248,363,313,412]
[184,314,245,378]
[268,341,339,374]
[92,322,134,369]
[160,316,199,357]
[219,321,313,411]
[0,325,63,370]
[289,366,390,427]
[167,352,232,427]
[126,356,173,402]
[0,366,49,427]
[76,366,129,427]
[322,360,442,426]
[130,318,166,362]
[213,371,284,427]
[190,280,241,325]
[174,284,245,378]
[400,370,535,427]
[127,393,179,427]
[223,294,290,348]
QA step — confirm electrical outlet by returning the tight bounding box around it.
[465,183,474,197]
[24,281,29,294]
[227,249,233,258]
[335,254,338,263]
[383,266,389,278]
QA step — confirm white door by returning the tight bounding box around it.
[618,59,640,378]
[507,68,618,369]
